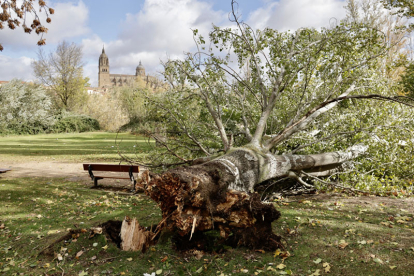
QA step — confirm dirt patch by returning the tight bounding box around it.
[0,160,140,190]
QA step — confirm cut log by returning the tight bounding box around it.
[120,217,154,252]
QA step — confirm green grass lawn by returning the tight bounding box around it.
[1,132,414,275]
[1,178,413,275]
[0,132,154,163]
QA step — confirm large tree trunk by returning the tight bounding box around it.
[129,144,366,251]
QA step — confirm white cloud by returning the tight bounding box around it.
[79,0,349,87]
[0,55,34,81]
[83,0,226,86]
[0,0,90,50]
[47,0,90,43]
[248,0,346,31]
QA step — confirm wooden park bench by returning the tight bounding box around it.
[0,168,11,174]
[83,164,140,191]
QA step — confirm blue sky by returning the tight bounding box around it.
[0,0,354,86]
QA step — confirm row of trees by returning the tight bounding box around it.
[0,39,159,134]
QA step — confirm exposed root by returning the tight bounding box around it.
[137,168,283,251]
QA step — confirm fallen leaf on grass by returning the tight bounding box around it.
[338,240,348,249]
[276,264,286,269]
[126,258,132,261]
[280,251,291,261]
[399,216,412,221]
[389,266,397,270]
[310,269,321,276]
[373,258,383,264]
[57,254,63,261]
[313,258,322,264]
[254,269,263,275]
[102,245,108,250]
[274,249,281,257]
[79,271,88,276]
[0,223,5,229]
[156,269,162,275]
[161,256,168,263]
[75,250,83,259]
[323,262,331,273]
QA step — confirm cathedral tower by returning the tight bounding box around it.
[98,46,110,87]
[136,61,145,77]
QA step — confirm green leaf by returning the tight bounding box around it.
[313,258,322,264]
[373,258,383,264]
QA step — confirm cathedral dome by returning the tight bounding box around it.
[136,61,145,77]
[136,61,144,70]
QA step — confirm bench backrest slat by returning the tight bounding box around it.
[83,164,139,173]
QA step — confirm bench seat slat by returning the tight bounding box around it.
[83,164,139,173]
[93,176,132,180]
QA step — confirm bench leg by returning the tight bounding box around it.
[94,177,98,187]
[132,180,136,192]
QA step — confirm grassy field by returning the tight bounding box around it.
[1,178,413,275]
[0,132,153,163]
[1,132,414,275]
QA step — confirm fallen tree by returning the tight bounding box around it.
[130,144,367,251]
[118,1,414,252]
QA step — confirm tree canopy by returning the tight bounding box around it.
[134,0,414,194]
[32,41,88,111]
[0,79,54,134]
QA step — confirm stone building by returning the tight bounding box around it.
[98,47,161,89]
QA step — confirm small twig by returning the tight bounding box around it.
[162,251,180,260]
[58,265,64,276]
[99,256,120,263]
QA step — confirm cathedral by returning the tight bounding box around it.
[98,47,160,89]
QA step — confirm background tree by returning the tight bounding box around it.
[0,79,54,134]
[345,0,412,82]
[381,0,414,26]
[32,40,88,111]
[400,61,414,97]
[0,0,54,51]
